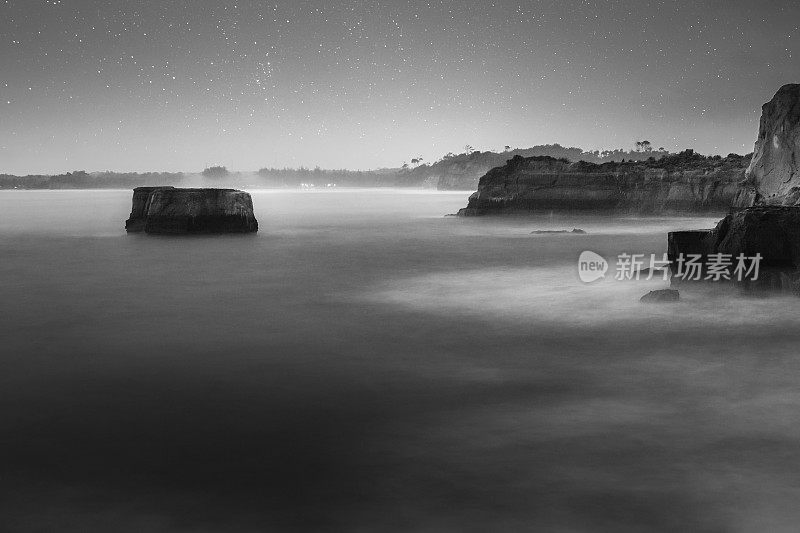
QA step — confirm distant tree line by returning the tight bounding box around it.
[0,171,185,189]
[202,166,230,178]
[433,143,671,166]
[0,145,752,190]
[569,149,752,173]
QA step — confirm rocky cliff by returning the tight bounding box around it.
[125,187,258,234]
[429,155,509,191]
[735,84,800,206]
[457,151,750,216]
[426,145,675,191]
[666,84,800,293]
[667,206,800,292]
[669,207,800,267]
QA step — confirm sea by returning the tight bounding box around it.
[2,189,800,532]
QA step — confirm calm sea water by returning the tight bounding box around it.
[2,189,800,532]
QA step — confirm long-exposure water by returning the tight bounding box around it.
[2,189,799,531]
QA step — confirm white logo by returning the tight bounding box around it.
[578,251,608,283]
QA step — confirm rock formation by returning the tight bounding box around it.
[667,207,800,292]
[666,84,800,292]
[125,186,163,232]
[640,289,680,303]
[735,84,800,206]
[669,206,800,267]
[125,187,258,234]
[457,152,749,216]
[714,207,800,265]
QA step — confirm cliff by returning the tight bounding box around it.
[457,151,750,215]
[416,144,673,191]
[125,187,258,234]
[666,84,800,293]
[426,153,511,191]
[734,84,800,206]
[422,149,572,191]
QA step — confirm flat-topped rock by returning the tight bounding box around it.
[125,187,258,234]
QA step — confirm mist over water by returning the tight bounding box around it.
[2,189,800,531]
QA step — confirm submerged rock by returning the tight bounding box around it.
[125,187,258,234]
[736,84,800,206]
[640,289,680,303]
[530,228,587,234]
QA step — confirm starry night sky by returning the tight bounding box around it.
[1,0,798,174]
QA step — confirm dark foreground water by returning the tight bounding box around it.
[2,190,800,532]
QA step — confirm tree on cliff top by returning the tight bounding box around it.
[202,166,229,178]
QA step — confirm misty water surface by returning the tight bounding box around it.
[1,189,800,532]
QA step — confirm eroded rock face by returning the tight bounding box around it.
[738,84,800,206]
[667,206,800,292]
[667,230,714,263]
[125,186,165,232]
[669,207,800,267]
[712,206,800,266]
[662,85,800,292]
[457,153,748,216]
[125,187,258,234]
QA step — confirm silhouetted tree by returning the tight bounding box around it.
[202,166,229,178]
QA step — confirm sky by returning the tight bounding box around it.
[0,0,798,174]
